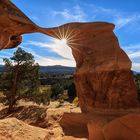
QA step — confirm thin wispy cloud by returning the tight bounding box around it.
[122,43,140,71]
[21,41,76,67]
[123,44,140,51]
[0,1,140,72]
[0,50,14,63]
[31,15,40,22]
[123,43,140,59]
[132,63,140,72]
[114,15,138,30]
[0,59,3,65]
[76,3,140,30]
[0,51,13,57]
[129,51,140,59]
[52,5,86,22]
[26,39,74,61]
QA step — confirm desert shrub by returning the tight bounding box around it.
[34,89,52,105]
[72,97,79,106]
[51,83,64,100]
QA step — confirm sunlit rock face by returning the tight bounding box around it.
[0,0,46,49]
[44,22,139,112]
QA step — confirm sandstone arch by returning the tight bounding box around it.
[0,0,140,139]
[0,0,139,112]
[42,22,139,112]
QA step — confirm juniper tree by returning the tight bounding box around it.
[0,47,40,112]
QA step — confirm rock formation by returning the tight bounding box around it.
[44,22,139,112]
[0,0,50,50]
[0,1,139,112]
[45,23,140,138]
[88,114,140,140]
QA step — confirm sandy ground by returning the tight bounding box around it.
[0,101,88,140]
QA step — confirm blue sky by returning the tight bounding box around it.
[0,0,140,71]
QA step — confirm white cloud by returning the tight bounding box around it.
[52,5,86,21]
[0,51,13,57]
[0,59,4,65]
[36,57,75,67]
[114,15,137,30]
[0,50,14,64]
[31,16,39,22]
[80,3,140,30]
[128,51,140,59]
[50,3,140,31]
[122,44,140,72]
[100,9,139,30]
[26,39,74,61]
[21,39,76,67]
[123,44,140,50]
[123,44,140,59]
[132,63,140,72]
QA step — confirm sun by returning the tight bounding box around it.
[54,38,68,47]
[52,25,83,50]
[60,38,67,44]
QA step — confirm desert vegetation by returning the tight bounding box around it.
[0,47,139,140]
[0,48,77,112]
[0,47,140,112]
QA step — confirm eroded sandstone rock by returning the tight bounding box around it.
[103,114,140,140]
[0,1,140,139]
[0,0,51,49]
[0,1,139,112]
[44,22,139,112]
[87,114,140,140]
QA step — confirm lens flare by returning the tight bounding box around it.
[60,38,67,44]
[52,25,84,50]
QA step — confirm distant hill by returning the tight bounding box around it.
[0,65,4,73]
[39,65,75,74]
[133,71,140,75]
[0,65,139,75]
[0,65,75,74]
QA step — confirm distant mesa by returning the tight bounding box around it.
[0,65,75,74]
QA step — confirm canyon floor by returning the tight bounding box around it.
[0,101,88,140]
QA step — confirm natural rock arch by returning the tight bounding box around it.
[0,0,137,112]
[0,0,139,112]
[0,1,140,139]
[43,22,139,112]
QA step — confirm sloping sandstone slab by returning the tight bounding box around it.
[0,118,48,140]
[88,114,140,140]
[60,109,140,138]
[103,114,140,140]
